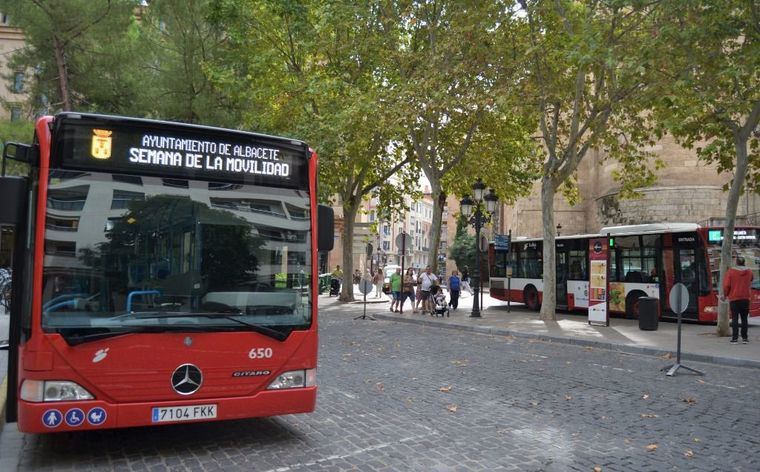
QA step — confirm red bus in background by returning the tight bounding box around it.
[489,223,760,323]
[1,112,334,433]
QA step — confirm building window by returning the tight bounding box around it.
[10,106,22,122]
[1,14,9,25]
[12,71,24,93]
[111,190,145,210]
[382,241,390,251]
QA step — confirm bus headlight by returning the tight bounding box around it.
[20,380,94,402]
[267,369,316,390]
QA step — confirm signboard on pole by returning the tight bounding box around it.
[494,233,511,251]
[588,238,609,326]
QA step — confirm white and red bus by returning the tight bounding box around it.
[489,223,760,323]
[0,112,333,433]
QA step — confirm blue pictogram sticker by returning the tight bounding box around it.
[65,408,85,427]
[87,407,107,426]
[42,409,63,428]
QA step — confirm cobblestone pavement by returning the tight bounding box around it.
[2,300,759,471]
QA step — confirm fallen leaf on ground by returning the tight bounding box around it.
[530,401,539,406]
[584,346,594,351]
[684,449,694,458]
[439,386,452,393]
[641,394,650,400]
[682,397,697,405]
[696,379,706,384]
[693,437,701,443]
[376,382,384,392]
[640,413,658,418]
[565,395,573,401]
[646,443,658,452]
[447,404,458,413]
[593,466,602,472]
[660,352,673,360]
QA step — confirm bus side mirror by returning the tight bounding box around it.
[0,176,28,225]
[3,142,36,165]
[317,205,334,251]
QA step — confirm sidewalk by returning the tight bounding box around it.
[369,292,760,370]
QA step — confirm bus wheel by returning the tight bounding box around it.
[524,286,540,311]
[625,291,646,318]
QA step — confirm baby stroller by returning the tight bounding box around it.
[329,277,341,297]
[431,286,449,317]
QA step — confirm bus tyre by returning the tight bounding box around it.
[524,286,540,311]
[625,291,646,318]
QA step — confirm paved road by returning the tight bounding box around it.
[1,299,759,471]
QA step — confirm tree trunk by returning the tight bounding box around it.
[539,176,557,321]
[427,181,446,274]
[716,133,749,336]
[52,35,71,111]
[339,201,358,302]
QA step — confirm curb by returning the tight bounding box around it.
[372,313,760,370]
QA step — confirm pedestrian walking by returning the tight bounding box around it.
[400,268,417,314]
[419,266,438,314]
[353,269,361,285]
[461,266,473,296]
[389,267,402,313]
[448,270,461,310]
[721,256,753,344]
[373,268,384,298]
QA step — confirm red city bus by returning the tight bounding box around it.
[488,223,760,323]
[0,112,334,433]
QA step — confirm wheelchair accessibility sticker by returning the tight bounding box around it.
[65,408,85,427]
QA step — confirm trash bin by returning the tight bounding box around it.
[638,296,659,331]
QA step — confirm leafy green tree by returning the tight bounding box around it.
[653,0,759,336]
[0,0,141,113]
[209,0,416,302]
[517,0,662,320]
[448,215,475,274]
[393,1,536,274]
[134,0,241,125]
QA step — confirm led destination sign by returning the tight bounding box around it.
[51,113,310,189]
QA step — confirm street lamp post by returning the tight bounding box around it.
[460,179,499,318]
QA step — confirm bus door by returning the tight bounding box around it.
[673,233,699,319]
[556,242,568,308]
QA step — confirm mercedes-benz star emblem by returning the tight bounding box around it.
[171,364,203,395]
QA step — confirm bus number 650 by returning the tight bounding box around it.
[249,348,273,359]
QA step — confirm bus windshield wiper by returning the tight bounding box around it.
[59,325,220,346]
[130,312,290,341]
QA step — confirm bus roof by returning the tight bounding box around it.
[599,223,699,235]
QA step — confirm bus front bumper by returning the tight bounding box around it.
[16,387,317,433]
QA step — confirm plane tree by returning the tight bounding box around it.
[516,0,663,320]
[652,0,760,335]
[208,0,415,301]
[391,0,537,273]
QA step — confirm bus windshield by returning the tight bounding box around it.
[41,171,311,340]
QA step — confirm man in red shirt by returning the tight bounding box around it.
[721,256,753,344]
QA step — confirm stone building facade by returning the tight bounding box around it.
[500,135,760,238]
[0,13,27,120]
